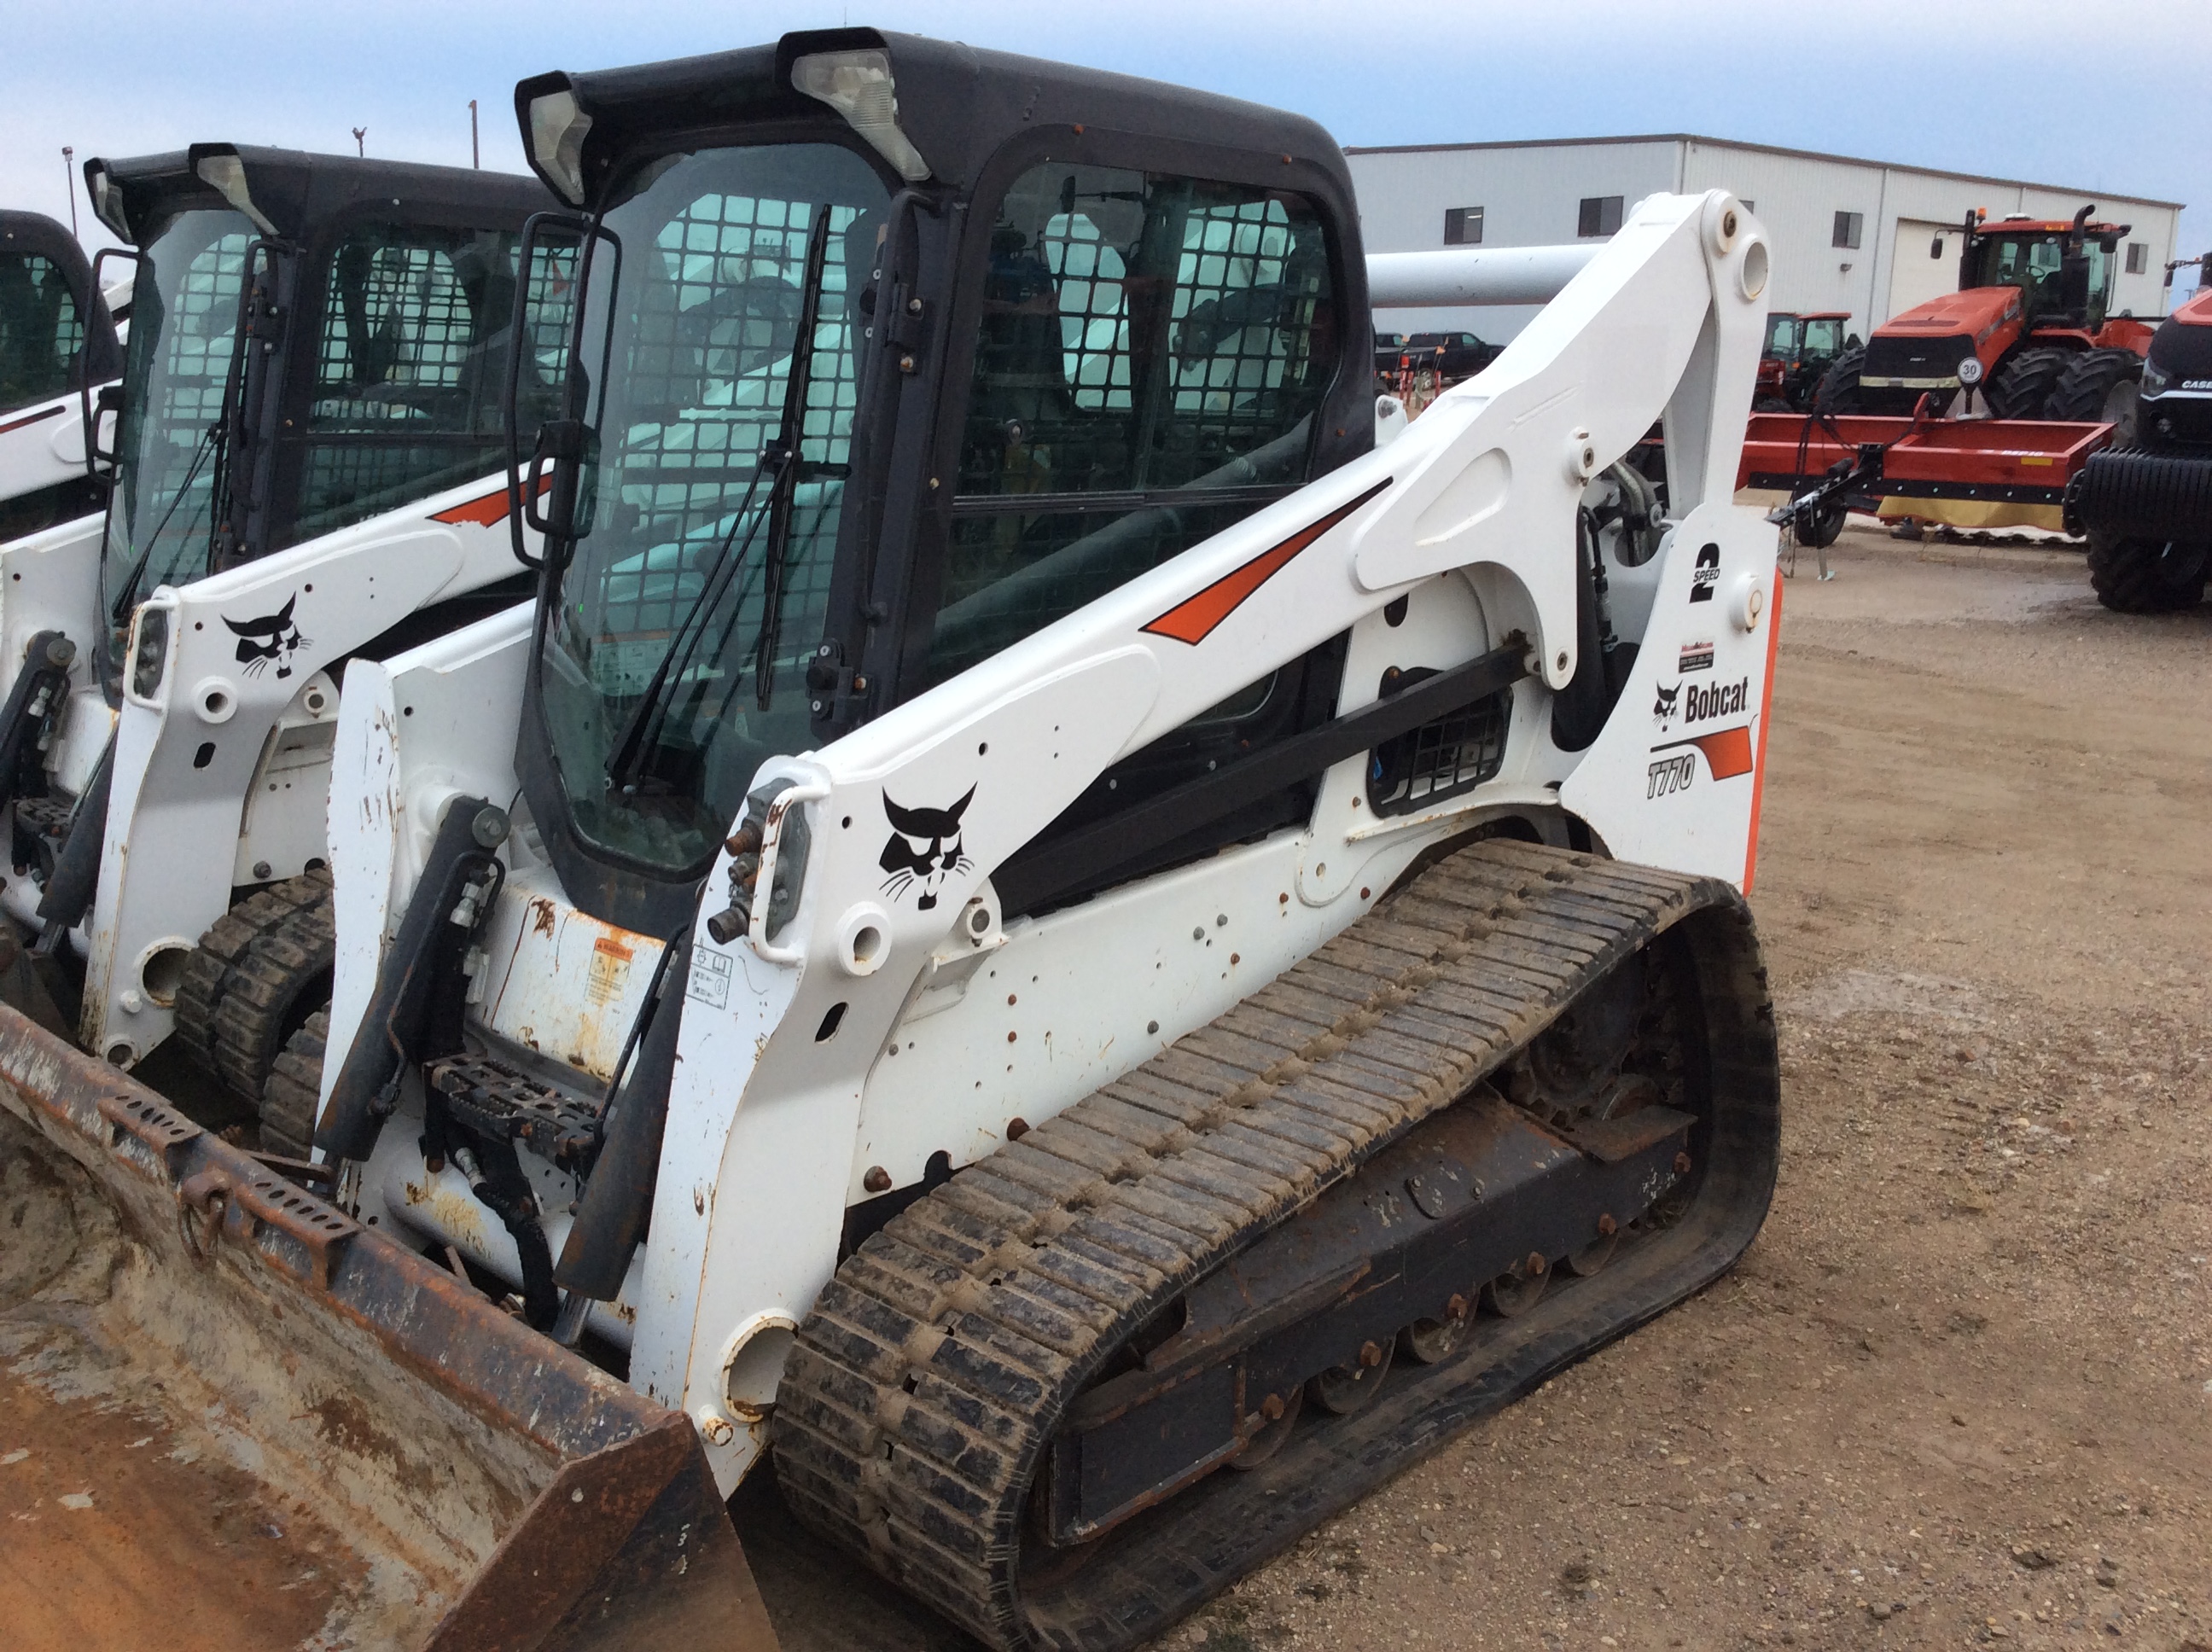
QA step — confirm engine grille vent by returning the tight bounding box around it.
[1365,669,1510,817]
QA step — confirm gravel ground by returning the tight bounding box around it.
[1150,530,2212,1652]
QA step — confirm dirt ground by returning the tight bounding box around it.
[1152,528,2212,1652]
[4,523,2209,1650]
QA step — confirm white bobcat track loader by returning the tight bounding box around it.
[0,28,1779,1652]
[0,147,572,1104]
[0,211,120,547]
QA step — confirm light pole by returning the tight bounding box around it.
[61,146,76,237]
[470,100,480,169]
[352,126,367,158]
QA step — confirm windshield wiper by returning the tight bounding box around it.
[108,423,218,626]
[601,204,835,792]
[750,206,834,713]
[601,464,773,795]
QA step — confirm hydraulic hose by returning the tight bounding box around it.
[316,794,507,1164]
[1550,509,1615,753]
[34,732,111,946]
[456,1139,560,1332]
[0,631,76,811]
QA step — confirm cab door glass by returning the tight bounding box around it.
[1802,317,1841,356]
[0,252,84,413]
[925,163,1336,685]
[296,223,573,541]
[533,143,888,875]
[100,209,253,653]
[2081,241,2112,322]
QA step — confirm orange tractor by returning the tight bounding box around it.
[1817,206,2152,430]
[1755,311,1854,411]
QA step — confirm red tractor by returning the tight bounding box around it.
[1817,206,2153,430]
[1755,311,1855,411]
[2069,265,2212,610]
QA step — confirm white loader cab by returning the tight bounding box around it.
[0,147,568,1124]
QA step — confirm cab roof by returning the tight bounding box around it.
[82,143,553,247]
[1976,218,2128,238]
[514,26,1353,210]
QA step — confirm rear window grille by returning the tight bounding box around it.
[1366,678,1509,817]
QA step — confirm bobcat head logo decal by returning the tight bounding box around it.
[1652,681,1680,730]
[879,786,975,910]
[224,595,308,679]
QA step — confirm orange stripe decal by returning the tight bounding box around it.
[1742,575,1783,891]
[1687,724,1755,780]
[0,404,66,438]
[1652,724,1755,780]
[1140,478,1392,646]
[431,474,547,528]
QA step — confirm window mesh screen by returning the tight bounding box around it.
[931,164,1336,681]
[1442,206,1483,247]
[0,253,84,410]
[294,224,563,542]
[590,192,864,647]
[1366,685,1510,817]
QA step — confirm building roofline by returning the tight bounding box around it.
[1340,132,2186,212]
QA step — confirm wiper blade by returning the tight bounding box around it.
[751,205,835,713]
[108,423,218,626]
[601,202,836,791]
[601,464,772,794]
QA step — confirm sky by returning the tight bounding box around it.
[5,0,2207,287]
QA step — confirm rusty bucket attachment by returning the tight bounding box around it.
[0,1001,779,1652]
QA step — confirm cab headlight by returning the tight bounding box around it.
[1957,356,1984,386]
[2140,358,2171,396]
[791,49,932,182]
[527,90,594,206]
[130,604,170,701]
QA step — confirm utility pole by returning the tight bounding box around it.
[61,147,76,237]
[469,100,480,169]
[352,126,367,158]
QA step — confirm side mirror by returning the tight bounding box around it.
[504,211,610,573]
[85,383,125,483]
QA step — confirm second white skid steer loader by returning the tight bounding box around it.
[0,29,1780,1651]
[0,147,567,1123]
[0,211,119,544]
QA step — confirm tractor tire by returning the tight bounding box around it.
[1811,346,1865,416]
[170,866,335,1106]
[2086,533,2209,614]
[1984,346,2073,422]
[2043,347,2142,441]
[1795,502,1846,549]
[1753,394,1792,413]
[259,1007,329,1160]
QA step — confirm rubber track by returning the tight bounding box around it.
[259,1007,329,1160]
[775,840,1777,1650]
[171,868,335,1104]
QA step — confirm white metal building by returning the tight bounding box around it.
[1347,135,2185,343]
